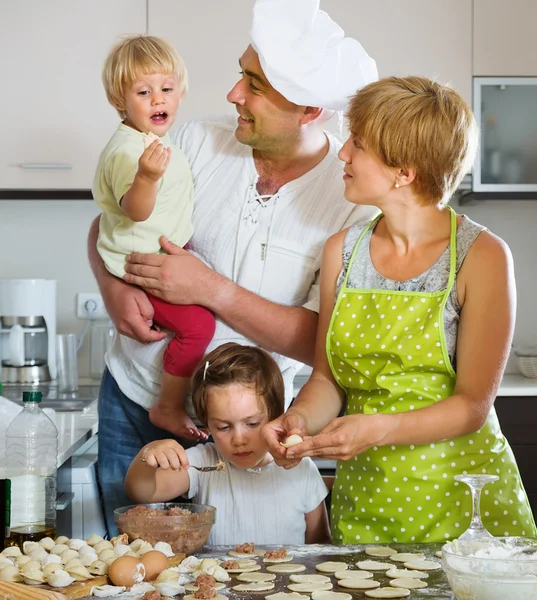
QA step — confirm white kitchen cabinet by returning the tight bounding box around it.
[0,1,146,193]
[474,0,537,76]
[322,0,473,104]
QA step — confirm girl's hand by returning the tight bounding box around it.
[284,414,390,462]
[263,411,308,469]
[137,139,171,182]
[140,439,189,471]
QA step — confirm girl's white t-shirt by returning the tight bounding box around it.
[185,443,328,546]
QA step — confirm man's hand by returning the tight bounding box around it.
[124,236,219,306]
[138,139,171,182]
[103,278,167,344]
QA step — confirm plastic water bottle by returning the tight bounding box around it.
[4,391,58,546]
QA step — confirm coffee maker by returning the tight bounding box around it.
[0,279,57,383]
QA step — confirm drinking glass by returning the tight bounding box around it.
[56,333,78,392]
[454,473,499,541]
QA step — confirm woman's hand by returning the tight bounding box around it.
[284,413,390,462]
[124,236,219,306]
[263,411,309,469]
[140,439,190,471]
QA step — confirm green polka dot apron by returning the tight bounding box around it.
[328,208,536,544]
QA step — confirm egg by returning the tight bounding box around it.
[141,550,169,581]
[108,556,145,587]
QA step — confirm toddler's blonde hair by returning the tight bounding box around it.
[346,76,478,206]
[102,35,187,119]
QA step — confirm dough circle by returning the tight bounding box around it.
[263,556,294,564]
[364,547,396,558]
[267,564,307,574]
[356,561,391,571]
[312,592,352,600]
[365,588,410,598]
[402,559,441,571]
[388,553,424,563]
[288,582,333,593]
[266,593,309,600]
[389,578,427,590]
[280,434,304,448]
[184,583,226,592]
[224,559,261,573]
[233,582,275,592]
[289,574,331,584]
[315,561,348,573]
[337,579,380,590]
[386,569,428,580]
[228,550,265,558]
[236,572,276,582]
[334,570,372,580]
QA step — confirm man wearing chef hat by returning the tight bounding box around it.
[90,0,379,536]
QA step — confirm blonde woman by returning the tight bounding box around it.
[264,76,536,544]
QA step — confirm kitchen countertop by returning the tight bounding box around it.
[77,543,452,599]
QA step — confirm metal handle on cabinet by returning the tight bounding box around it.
[19,163,73,170]
[56,492,75,511]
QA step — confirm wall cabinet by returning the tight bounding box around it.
[474,0,537,76]
[0,1,146,193]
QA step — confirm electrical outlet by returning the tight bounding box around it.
[76,292,108,319]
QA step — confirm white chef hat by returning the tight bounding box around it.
[250,0,378,111]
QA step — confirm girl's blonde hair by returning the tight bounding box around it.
[191,343,285,427]
[102,35,188,119]
[346,76,478,206]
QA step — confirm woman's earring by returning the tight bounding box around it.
[394,181,400,189]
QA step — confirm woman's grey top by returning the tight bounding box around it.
[336,215,487,368]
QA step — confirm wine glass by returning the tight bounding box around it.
[454,474,499,542]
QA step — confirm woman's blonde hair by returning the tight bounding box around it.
[191,343,285,427]
[102,35,188,119]
[346,76,478,206]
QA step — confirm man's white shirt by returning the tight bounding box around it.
[106,116,377,411]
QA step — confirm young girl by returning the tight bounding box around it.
[93,35,215,441]
[126,342,330,545]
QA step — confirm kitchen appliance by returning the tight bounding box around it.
[0,279,57,383]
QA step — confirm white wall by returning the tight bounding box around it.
[1,1,536,376]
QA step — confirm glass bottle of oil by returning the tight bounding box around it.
[4,391,58,547]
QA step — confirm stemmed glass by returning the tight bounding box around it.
[454,474,499,541]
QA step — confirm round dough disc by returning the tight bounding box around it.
[315,562,348,573]
[267,564,307,574]
[184,583,226,592]
[356,561,391,571]
[228,550,265,558]
[290,574,331,584]
[288,582,333,593]
[335,570,373,580]
[184,595,227,600]
[337,579,380,590]
[312,592,352,600]
[263,556,294,563]
[364,547,396,558]
[386,569,428,580]
[266,593,309,600]
[403,559,441,571]
[389,578,427,590]
[233,582,275,592]
[365,588,410,598]
[389,553,424,563]
[224,559,261,573]
[236,572,276,582]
